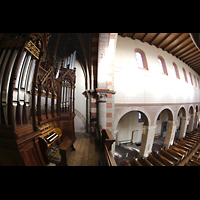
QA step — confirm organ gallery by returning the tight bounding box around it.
[0,33,200,166]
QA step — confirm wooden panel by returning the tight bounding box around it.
[59,114,75,142]
[19,139,42,166]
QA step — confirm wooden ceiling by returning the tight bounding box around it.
[118,33,200,75]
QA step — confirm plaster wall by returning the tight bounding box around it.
[114,36,200,104]
[117,111,143,143]
[74,60,86,132]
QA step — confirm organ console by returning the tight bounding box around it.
[38,123,62,164]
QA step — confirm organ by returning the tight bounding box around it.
[0,33,76,166]
[38,123,62,164]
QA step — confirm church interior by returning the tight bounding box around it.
[1,33,200,166]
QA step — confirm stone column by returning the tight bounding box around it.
[179,117,187,139]
[164,120,177,148]
[139,125,156,158]
[112,130,118,156]
[188,114,195,133]
[194,112,199,129]
[97,93,107,129]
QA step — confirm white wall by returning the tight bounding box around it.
[114,36,200,104]
[117,111,143,143]
[155,110,169,137]
[74,60,86,133]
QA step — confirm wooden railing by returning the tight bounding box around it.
[99,127,117,166]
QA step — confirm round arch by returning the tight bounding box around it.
[153,106,174,126]
[188,105,194,115]
[176,105,187,117]
[114,106,151,131]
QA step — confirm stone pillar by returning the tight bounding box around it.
[188,114,195,133]
[97,93,107,129]
[139,125,156,158]
[179,117,187,139]
[112,130,118,156]
[194,112,199,129]
[164,120,176,148]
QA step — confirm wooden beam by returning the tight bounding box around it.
[149,33,160,44]
[174,42,194,57]
[132,33,140,40]
[169,35,191,54]
[178,46,197,59]
[122,33,127,37]
[157,33,172,48]
[180,49,199,61]
[183,51,200,63]
[187,59,200,66]
[163,33,183,51]
[141,33,149,42]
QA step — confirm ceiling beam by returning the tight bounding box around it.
[141,33,149,42]
[178,46,197,59]
[169,35,191,54]
[149,33,160,44]
[157,33,172,48]
[163,33,183,51]
[122,33,127,37]
[187,58,200,66]
[174,42,194,57]
[180,49,199,61]
[183,51,200,63]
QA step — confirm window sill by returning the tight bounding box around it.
[138,67,148,71]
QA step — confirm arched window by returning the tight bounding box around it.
[158,55,168,75]
[182,68,188,83]
[135,48,148,70]
[172,62,180,79]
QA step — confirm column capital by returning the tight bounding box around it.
[96,88,116,102]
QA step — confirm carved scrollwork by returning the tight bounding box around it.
[25,40,40,59]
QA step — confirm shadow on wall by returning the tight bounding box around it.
[75,109,86,133]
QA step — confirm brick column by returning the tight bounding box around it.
[96,88,116,131]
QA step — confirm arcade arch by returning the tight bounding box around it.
[116,110,149,145]
[152,108,174,152]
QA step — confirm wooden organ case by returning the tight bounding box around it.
[0,33,76,166]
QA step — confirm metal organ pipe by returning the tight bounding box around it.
[60,51,76,114]
[0,49,12,124]
[13,50,27,124]
[2,49,19,125]
[24,59,36,123]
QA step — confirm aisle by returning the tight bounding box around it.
[67,132,101,166]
